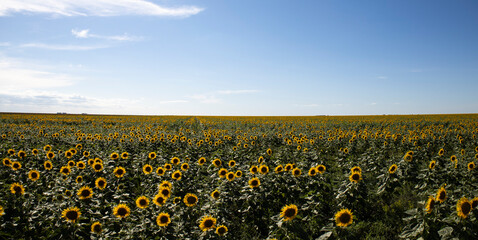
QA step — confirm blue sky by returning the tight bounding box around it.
[1,0,477,115]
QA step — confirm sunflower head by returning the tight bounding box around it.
[47,151,55,159]
[148,152,157,159]
[216,225,228,236]
[156,167,165,176]
[95,177,107,190]
[136,196,149,209]
[198,157,206,165]
[181,163,189,171]
[199,216,217,231]
[62,207,81,223]
[77,161,86,169]
[114,166,126,178]
[211,190,220,200]
[77,186,93,200]
[280,204,298,221]
[450,155,457,162]
[164,163,172,171]
[110,152,119,160]
[429,161,436,170]
[436,186,447,203]
[184,193,198,207]
[266,148,272,156]
[259,165,269,174]
[18,150,26,158]
[228,160,236,167]
[274,165,284,173]
[248,177,260,189]
[317,165,326,174]
[235,170,243,178]
[349,172,362,183]
[153,194,167,206]
[60,166,71,175]
[113,204,130,219]
[121,152,128,159]
[11,161,21,170]
[91,222,102,233]
[425,196,436,213]
[143,164,153,174]
[10,183,25,195]
[28,170,40,181]
[75,176,83,184]
[212,159,222,167]
[308,167,317,176]
[172,170,182,180]
[2,158,12,166]
[159,187,171,198]
[226,172,235,181]
[159,180,172,189]
[457,197,472,219]
[468,162,475,171]
[471,197,478,209]
[249,165,258,174]
[351,166,362,174]
[285,163,294,171]
[292,168,302,177]
[218,168,228,178]
[335,209,353,227]
[438,148,444,156]
[156,212,171,227]
[171,157,180,165]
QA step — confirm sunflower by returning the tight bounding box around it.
[68,160,76,168]
[62,207,81,223]
[46,151,55,160]
[11,161,21,170]
[156,212,171,227]
[349,172,362,183]
[471,197,478,209]
[457,197,472,219]
[335,209,353,227]
[0,205,4,216]
[156,167,165,176]
[173,197,182,204]
[280,204,298,221]
[404,154,412,162]
[184,193,198,207]
[468,162,475,171]
[450,155,457,162]
[43,145,52,152]
[136,196,150,209]
[114,166,126,178]
[436,186,447,203]
[18,150,26,158]
[70,148,77,155]
[351,166,362,174]
[425,196,436,213]
[250,165,258,174]
[60,166,71,175]
[317,165,326,174]
[92,162,104,172]
[235,170,243,178]
[199,216,217,231]
[159,187,171,198]
[171,170,182,180]
[274,165,284,173]
[211,190,220,200]
[148,152,157,159]
[198,157,206,165]
[266,148,272,156]
[308,167,317,176]
[249,177,260,188]
[218,168,228,178]
[429,160,436,170]
[143,164,153,174]
[153,194,167,206]
[213,159,222,167]
[76,176,83,184]
[160,181,172,189]
[121,152,129,159]
[32,149,39,155]
[259,165,269,174]
[7,149,15,155]
[76,161,86,169]
[164,163,172,171]
[228,160,236,168]
[343,148,349,154]
[113,204,130,219]
[438,148,444,156]
[388,164,398,174]
[181,163,189,171]
[87,159,95,165]
[226,172,235,181]
[110,152,119,160]
[77,186,93,200]
[10,183,25,195]
[65,151,73,159]
[91,222,102,233]
[95,177,107,190]
[65,190,73,198]
[171,157,180,165]
[95,158,103,164]
[292,168,302,177]
[216,225,228,236]
[2,158,11,166]
[83,151,89,157]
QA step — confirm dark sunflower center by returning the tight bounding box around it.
[94,164,101,170]
[46,163,51,168]
[117,208,128,216]
[251,180,258,186]
[31,172,38,178]
[13,163,19,168]
[429,199,435,209]
[237,172,242,177]
[200,160,205,164]
[162,190,170,196]
[391,166,396,171]
[160,216,169,223]
[252,167,257,172]
[204,219,213,228]
[318,166,324,171]
[431,163,435,168]
[81,190,90,197]
[79,163,84,167]
[14,186,22,192]
[93,224,102,232]
[187,196,197,204]
[470,164,475,169]
[174,173,180,178]
[139,199,147,206]
[294,170,300,175]
[98,180,105,187]
[352,174,360,180]
[339,213,351,223]
[220,170,226,175]
[158,169,164,174]
[146,167,151,172]
[213,192,219,198]
[218,227,226,234]
[66,211,78,220]
[62,168,69,173]
[472,200,478,209]
[48,153,53,158]
[462,202,471,215]
[310,169,316,174]
[284,208,296,218]
[116,169,124,175]
[227,173,234,179]
[439,191,446,200]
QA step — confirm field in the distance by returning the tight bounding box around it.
[1,113,477,239]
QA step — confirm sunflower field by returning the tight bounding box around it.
[1,113,478,239]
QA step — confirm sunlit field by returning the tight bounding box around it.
[1,113,478,239]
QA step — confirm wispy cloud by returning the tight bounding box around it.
[20,43,108,51]
[0,0,203,17]
[189,94,220,104]
[72,29,142,41]
[159,100,188,104]
[377,76,388,79]
[0,42,10,47]
[218,90,260,95]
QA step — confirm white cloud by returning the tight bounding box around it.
[377,76,388,79]
[190,94,220,104]
[218,90,259,95]
[0,42,11,47]
[370,102,377,105]
[72,29,142,41]
[20,43,108,50]
[0,0,203,17]
[159,100,188,104]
